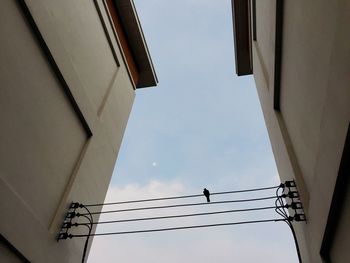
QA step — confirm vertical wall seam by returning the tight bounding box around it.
[93,0,120,67]
[17,0,92,137]
[275,112,310,212]
[97,69,119,117]
[48,138,91,232]
[273,0,284,110]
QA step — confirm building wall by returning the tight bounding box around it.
[0,0,137,262]
[0,237,24,263]
[251,0,350,262]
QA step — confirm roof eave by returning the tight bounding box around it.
[232,0,252,76]
[114,0,158,88]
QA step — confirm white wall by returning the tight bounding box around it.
[0,0,136,262]
[251,0,350,262]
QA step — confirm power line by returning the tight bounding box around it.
[70,218,285,237]
[84,185,279,207]
[80,204,93,263]
[81,196,278,216]
[77,206,283,225]
[57,181,305,263]
[275,184,303,263]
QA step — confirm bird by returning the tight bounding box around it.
[203,188,210,202]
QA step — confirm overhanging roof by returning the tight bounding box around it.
[231,0,252,76]
[114,0,158,88]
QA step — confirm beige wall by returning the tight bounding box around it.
[0,238,23,263]
[251,0,350,262]
[0,0,136,262]
[254,0,275,90]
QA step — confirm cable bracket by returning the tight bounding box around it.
[280,180,306,222]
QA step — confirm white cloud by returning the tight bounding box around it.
[103,180,184,202]
[88,180,298,263]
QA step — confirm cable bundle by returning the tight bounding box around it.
[57,181,305,263]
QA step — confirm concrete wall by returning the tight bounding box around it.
[0,240,23,263]
[251,0,350,262]
[0,0,136,262]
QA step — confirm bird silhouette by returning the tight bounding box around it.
[203,188,210,202]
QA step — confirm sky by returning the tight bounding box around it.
[88,0,298,262]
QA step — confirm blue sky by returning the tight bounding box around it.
[88,0,298,262]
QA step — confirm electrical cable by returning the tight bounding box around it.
[84,185,279,207]
[70,218,285,237]
[79,215,93,224]
[274,185,302,263]
[60,182,305,263]
[275,200,287,220]
[80,205,93,263]
[76,205,284,225]
[277,187,288,218]
[287,221,302,263]
[275,187,288,220]
[77,224,91,231]
[81,196,279,216]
